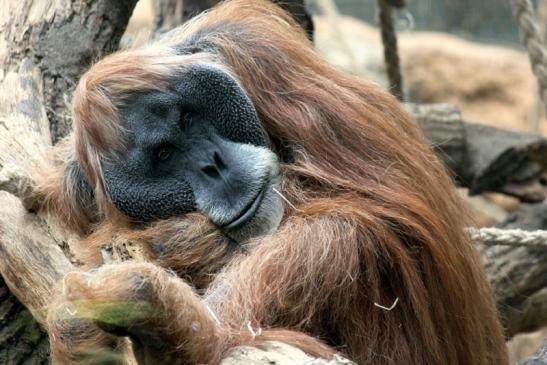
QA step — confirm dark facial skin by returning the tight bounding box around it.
[103,65,283,241]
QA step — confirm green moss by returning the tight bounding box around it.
[60,300,157,328]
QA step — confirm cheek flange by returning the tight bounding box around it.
[174,64,268,147]
[103,162,196,221]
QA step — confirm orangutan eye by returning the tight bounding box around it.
[181,112,192,125]
[155,144,173,161]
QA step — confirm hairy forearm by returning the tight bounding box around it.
[207,212,365,331]
[50,263,227,365]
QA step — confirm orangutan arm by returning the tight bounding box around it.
[47,260,336,364]
[76,213,235,290]
[47,303,131,365]
[207,212,368,339]
[48,195,384,364]
[46,208,352,364]
[47,262,226,365]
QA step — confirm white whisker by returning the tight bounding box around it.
[272,187,304,212]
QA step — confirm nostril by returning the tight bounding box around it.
[202,165,220,178]
[213,152,226,171]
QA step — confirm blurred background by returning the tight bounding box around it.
[128,0,547,136]
[125,1,547,362]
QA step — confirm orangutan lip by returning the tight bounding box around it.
[224,187,266,230]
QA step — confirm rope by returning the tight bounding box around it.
[468,227,547,247]
[377,0,405,101]
[511,0,547,114]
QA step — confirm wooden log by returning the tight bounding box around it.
[221,342,354,365]
[482,203,547,338]
[408,103,547,202]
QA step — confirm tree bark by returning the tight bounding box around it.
[1,0,137,143]
[483,203,547,338]
[0,277,49,364]
[408,103,547,203]
[221,342,354,365]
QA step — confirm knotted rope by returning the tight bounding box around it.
[377,0,405,101]
[469,227,547,247]
[511,0,547,114]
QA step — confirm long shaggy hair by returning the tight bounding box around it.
[37,1,508,364]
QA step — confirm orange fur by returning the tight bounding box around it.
[39,1,508,364]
